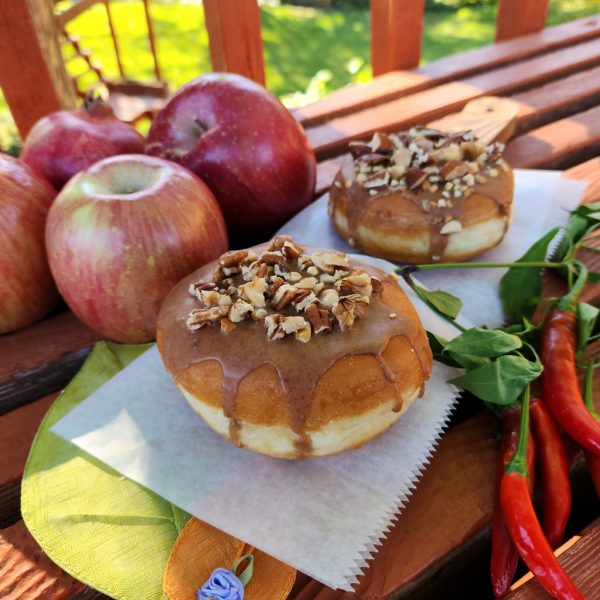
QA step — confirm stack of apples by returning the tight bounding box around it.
[0,74,316,342]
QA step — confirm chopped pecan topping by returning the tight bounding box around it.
[405,167,427,190]
[340,270,372,297]
[306,303,332,334]
[259,251,285,266]
[371,277,384,294]
[187,306,230,330]
[186,238,381,340]
[348,127,505,196]
[219,249,249,268]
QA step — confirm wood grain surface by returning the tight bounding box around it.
[0,520,86,599]
[294,15,600,127]
[203,0,265,85]
[307,37,600,158]
[0,0,76,138]
[503,104,600,170]
[0,312,101,415]
[495,0,549,41]
[506,520,600,599]
[370,0,425,75]
[0,393,58,527]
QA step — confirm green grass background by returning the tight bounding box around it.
[1,0,599,151]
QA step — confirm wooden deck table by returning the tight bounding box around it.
[2,13,600,600]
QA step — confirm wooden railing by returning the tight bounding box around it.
[0,0,552,138]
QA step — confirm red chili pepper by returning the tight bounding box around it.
[530,397,571,549]
[501,387,584,600]
[541,307,600,455]
[491,406,535,597]
[583,362,600,499]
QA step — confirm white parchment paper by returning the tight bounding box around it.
[279,170,586,327]
[52,265,464,592]
[52,170,586,591]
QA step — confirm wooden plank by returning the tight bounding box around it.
[0,0,77,138]
[428,65,600,137]
[506,520,600,598]
[0,393,58,527]
[370,0,425,76]
[503,104,600,171]
[203,0,265,85]
[0,520,110,600]
[0,312,101,415]
[294,15,600,127]
[496,0,549,41]
[307,37,600,159]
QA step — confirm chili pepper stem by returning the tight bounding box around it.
[506,386,531,476]
[584,362,600,419]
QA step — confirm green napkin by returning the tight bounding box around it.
[21,341,191,600]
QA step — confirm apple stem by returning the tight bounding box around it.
[194,118,210,137]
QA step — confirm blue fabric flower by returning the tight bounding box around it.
[196,567,244,600]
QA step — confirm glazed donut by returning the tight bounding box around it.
[329,128,514,264]
[157,236,432,459]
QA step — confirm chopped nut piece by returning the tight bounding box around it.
[229,300,254,323]
[440,220,463,234]
[318,288,339,309]
[333,296,356,331]
[189,281,216,297]
[405,167,427,190]
[199,289,220,307]
[219,249,249,268]
[370,131,394,154]
[389,312,397,319]
[310,251,350,274]
[212,266,226,282]
[295,292,317,312]
[187,306,229,330]
[259,251,285,266]
[239,276,267,308]
[267,235,293,251]
[371,277,384,294]
[273,284,298,310]
[348,140,372,158]
[340,270,372,297]
[306,303,332,334]
[256,262,269,278]
[440,160,469,181]
[285,271,302,283]
[345,293,370,318]
[266,276,285,298]
[265,314,285,341]
[296,277,317,290]
[282,240,302,259]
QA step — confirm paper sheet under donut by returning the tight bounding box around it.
[52,266,465,592]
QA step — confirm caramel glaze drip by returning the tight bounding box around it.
[157,255,431,458]
[332,156,512,262]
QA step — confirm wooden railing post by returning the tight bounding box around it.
[0,0,77,139]
[496,0,549,41]
[202,0,266,86]
[370,0,425,76]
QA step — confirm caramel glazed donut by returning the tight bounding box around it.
[157,236,432,459]
[329,127,515,264]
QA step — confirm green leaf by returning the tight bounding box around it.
[22,342,191,600]
[499,227,560,323]
[444,327,523,358]
[577,302,599,355]
[412,282,462,319]
[449,354,542,406]
[426,331,462,368]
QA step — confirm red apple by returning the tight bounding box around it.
[46,154,228,343]
[145,73,316,244]
[21,98,145,190]
[0,154,58,334]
